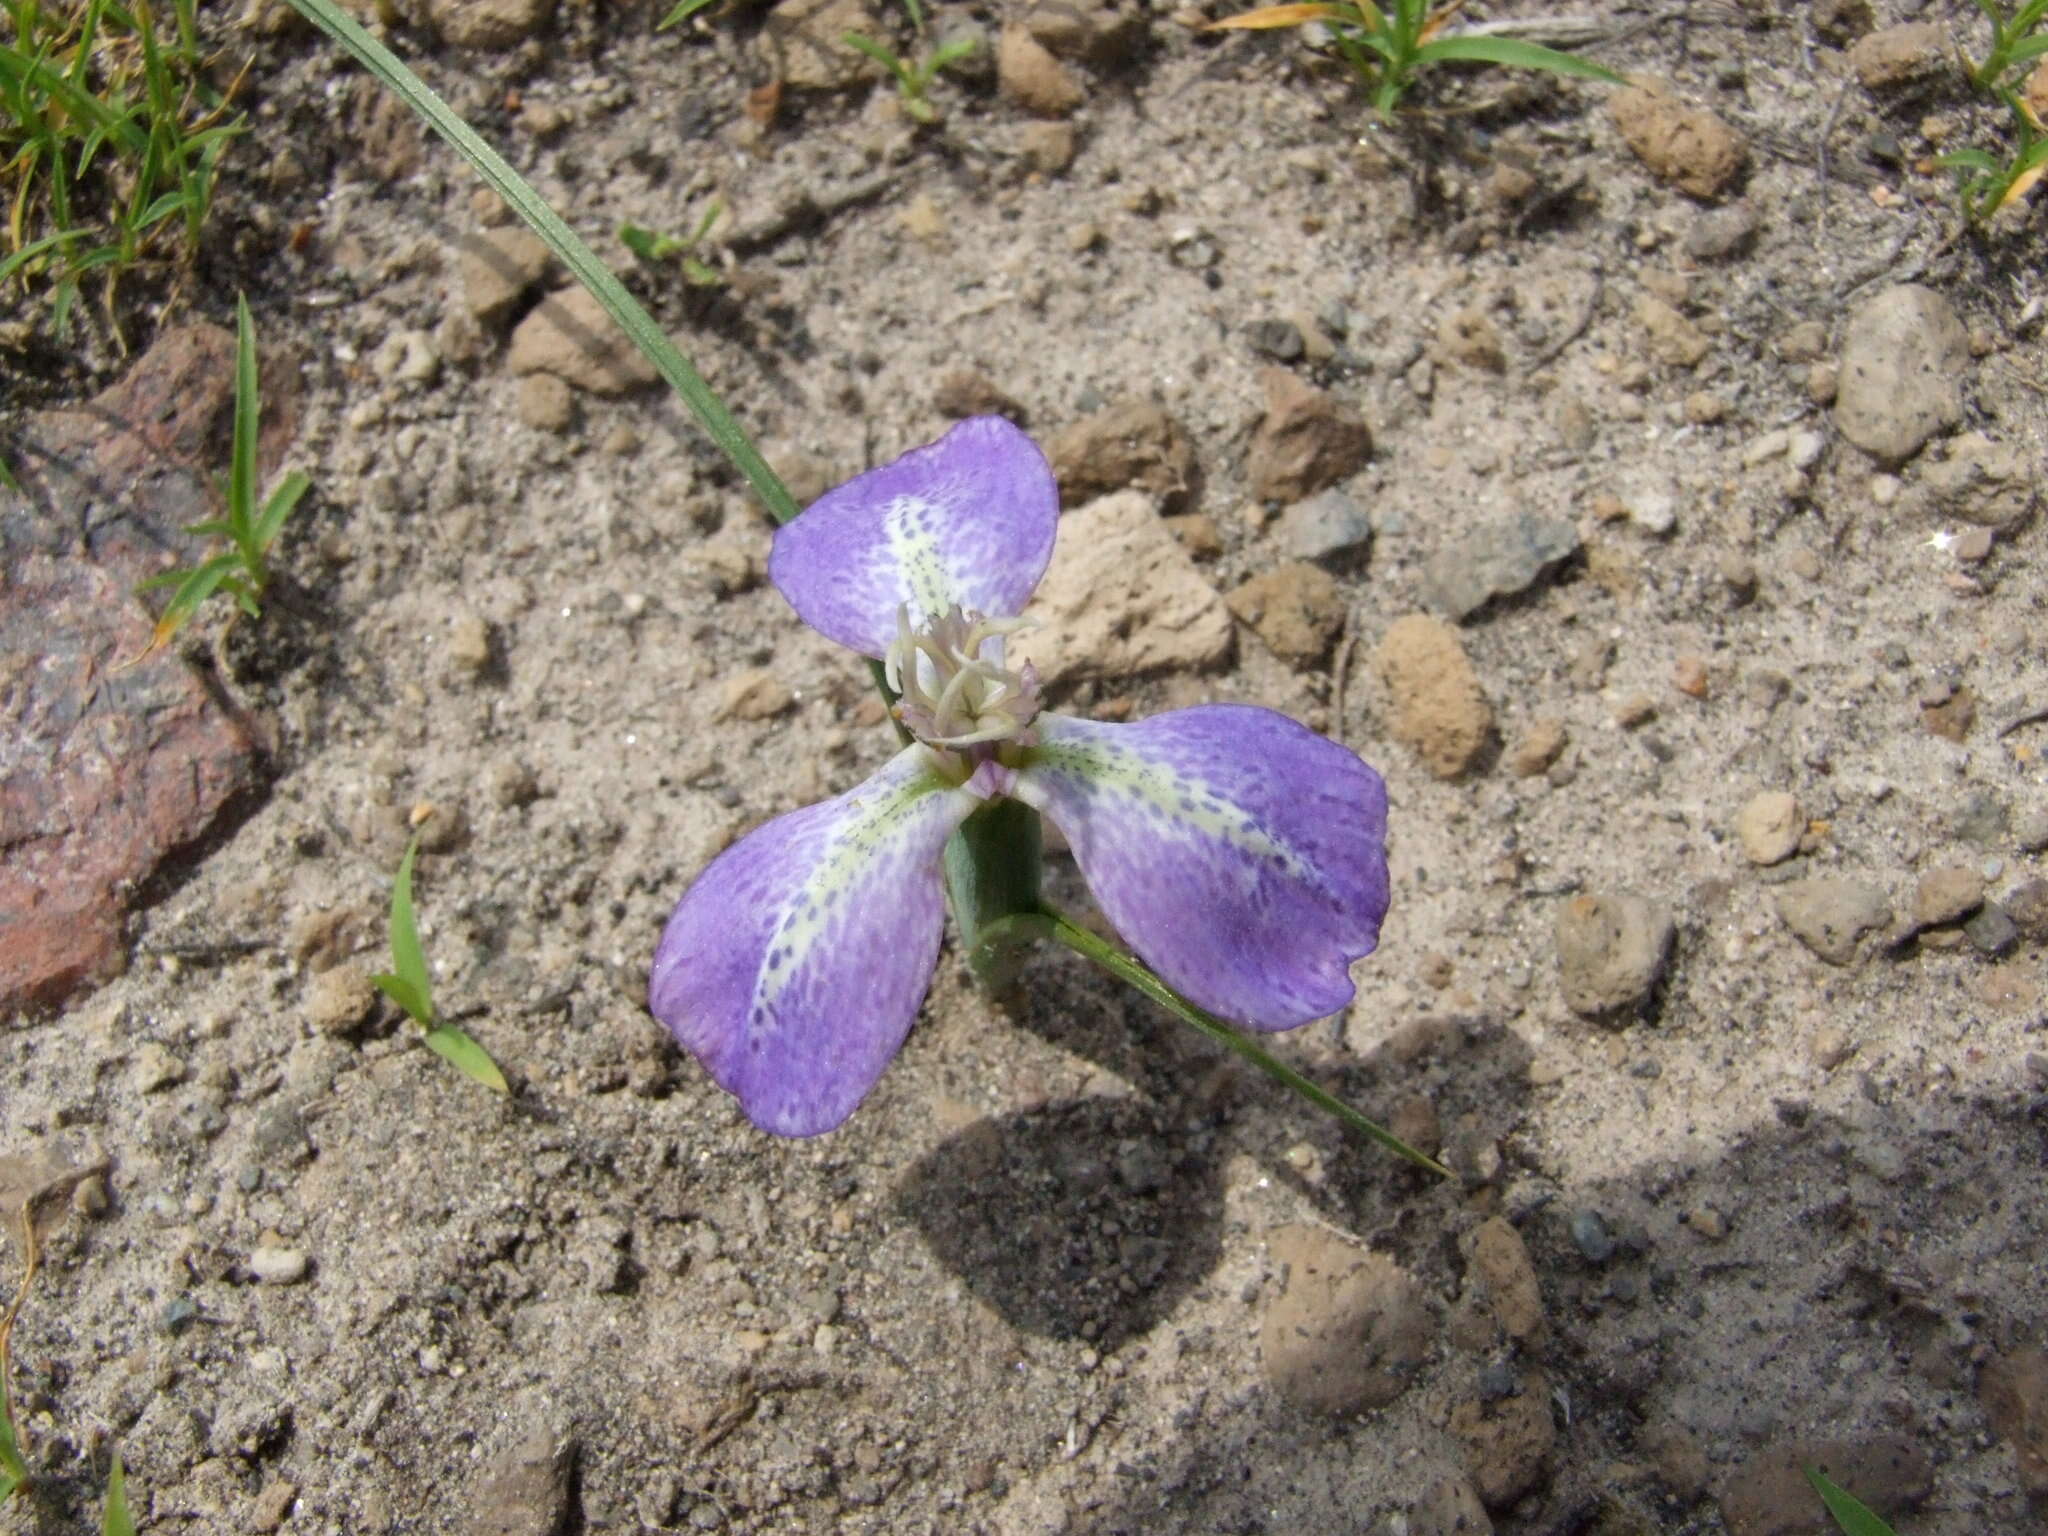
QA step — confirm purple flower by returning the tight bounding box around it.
[650,418,1390,1135]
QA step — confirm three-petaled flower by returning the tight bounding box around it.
[650,418,1390,1135]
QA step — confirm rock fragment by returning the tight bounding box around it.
[1449,1369,1556,1511]
[1260,1225,1433,1415]
[507,287,658,396]
[997,25,1083,116]
[1464,1217,1546,1345]
[1372,616,1492,779]
[1834,285,1968,464]
[1276,487,1371,563]
[1225,562,1344,666]
[1980,1347,2048,1497]
[462,1418,579,1536]
[1776,876,1891,965]
[1047,402,1196,508]
[718,670,794,721]
[430,0,555,49]
[305,967,380,1037]
[1734,791,1802,865]
[1422,511,1578,621]
[1014,491,1232,684]
[1554,892,1674,1019]
[459,226,552,325]
[1911,863,1985,930]
[1406,1477,1494,1536]
[1847,22,1951,90]
[247,1246,309,1286]
[1610,81,1747,198]
[1907,432,2038,529]
[1245,368,1371,503]
[1507,719,1567,779]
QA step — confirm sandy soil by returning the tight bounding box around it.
[4,1,2047,1532]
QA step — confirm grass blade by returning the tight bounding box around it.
[1413,34,1624,84]
[656,0,718,29]
[370,971,432,1026]
[1804,1465,1899,1536]
[252,469,311,553]
[1208,3,1348,29]
[137,552,237,654]
[283,0,800,524]
[102,1451,137,1536]
[381,834,433,1022]
[0,1392,26,1500]
[423,1025,509,1094]
[230,292,260,566]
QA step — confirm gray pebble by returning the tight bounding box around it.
[1570,1209,1617,1263]
[1244,317,1305,362]
[1554,891,1674,1018]
[2012,806,2048,853]
[1834,284,1969,464]
[1425,511,1581,621]
[1278,487,1372,563]
[1964,904,2018,956]
[248,1246,310,1286]
[1684,202,1758,261]
[1777,876,1890,964]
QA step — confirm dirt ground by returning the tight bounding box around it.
[4,0,2048,1531]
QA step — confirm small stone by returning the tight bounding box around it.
[1683,390,1727,424]
[1019,120,1076,174]
[1922,686,1976,742]
[1778,321,1829,363]
[997,25,1083,116]
[1980,1348,2048,1497]
[718,670,794,721]
[1848,22,1951,90]
[2005,878,2048,939]
[1245,368,1371,503]
[1244,317,1304,363]
[250,1478,298,1531]
[372,329,440,386]
[1569,1208,1616,1263]
[461,1418,578,1536]
[1717,1436,1931,1536]
[1022,0,1141,65]
[1371,616,1493,779]
[1614,693,1657,728]
[1508,719,1567,778]
[1449,1368,1556,1512]
[1226,562,1345,666]
[1422,511,1579,621]
[757,0,884,89]
[1635,295,1711,367]
[515,373,575,432]
[1909,432,2039,529]
[132,1042,186,1093]
[305,966,379,1037]
[2016,809,2048,854]
[507,286,659,396]
[1834,285,1969,464]
[1163,513,1221,561]
[1610,81,1748,198]
[1016,491,1233,684]
[1276,487,1371,563]
[1685,1205,1728,1240]
[1912,864,1984,929]
[486,758,540,809]
[1048,401,1197,509]
[1964,904,2019,957]
[1735,791,1802,865]
[1406,1478,1495,1536]
[247,1246,309,1285]
[1554,892,1674,1019]
[446,612,494,677]
[1776,876,1891,965]
[1684,202,1758,261]
[1672,655,1710,698]
[1261,1225,1433,1415]
[429,0,556,50]
[1438,306,1507,372]
[1464,1217,1546,1345]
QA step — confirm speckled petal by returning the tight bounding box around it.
[767,417,1058,657]
[648,746,978,1136]
[1014,706,1390,1030]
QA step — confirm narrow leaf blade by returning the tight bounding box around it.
[253,470,311,552]
[1413,34,1624,84]
[371,971,432,1026]
[423,1026,510,1093]
[1208,4,1348,30]
[1804,1466,1899,1536]
[231,293,259,542]
[386,835,433,1020]
[102,1452,137,1536]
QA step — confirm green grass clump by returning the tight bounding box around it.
[0,0,243,335]
[133,292,311,659]
[1806,1464,1901,1535]
[1211,0,1620,118]
[101,1451,136,1535]
[373,836,511,1094]
[841,0,977,126]
[1938,2,2048,218]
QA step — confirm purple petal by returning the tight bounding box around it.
[648,746,978,1135]
[1015,706,1390,1030]
[768,417,1058,657]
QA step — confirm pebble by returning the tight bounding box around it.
[1437,306,1507,372]
[1225,562,1345,666]
[1276,486,1371,563]
[1609,81,1748,198]
[1735,791,1803,865]
[132,1042,187,1094]
[1015,490,1233,683]
[1244,317,1304,363]
[1717,1435,1931,1536]
[1048,401,1196,509]
[429,0,557,51]
[1371,615,1493,780]
[1449,1367,1556,1512]
[305,966,379,1037]
[372,329,440,387]
[2012,806,2048,853]
[1019,120,1076,174]
[1554,891,1674,1019]
[1634,295,1711,367]
[1847,21,1951,89]
[1406,1477,1495,1536]
[756,0,883,89]
[1911,863,1984,929]
[1964,903,2019,957]
[1906,431,2038,529]
[1776,876,1891,965]
[446,612,494,677]
[248,1246,309,1286]
[460,1419,579,1536]
[515,373,575,432]
[1568,1208,1616,1263]
[1684,1205,1729,1240]
[1260,1225,1432,1415]
[250,1479,298,1532]
[2005,878,2048,940]
[1422,511,1579,621]
[1507,719,1567,778]
[997,24,1083,116]
[1463,1217,1546,1345]
[1245,368,1372,503]
[507,286,658,396]
[1979,1348,2048,1498]
[1833,284,1969,464]
[717,669,794,721]
[1684,201,1758,261]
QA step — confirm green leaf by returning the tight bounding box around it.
[140,552,239,650]
[284,0,799,523]
[1804,1465,1900,1536]
[1413,34,1625,85]
[841,30,912,83]
[656,0,718,30]
[423,1025,510,1094]
[102,1451,137,1536]
[384,834,434,1024]
[1936,148,2003,174]
[371,971,433,1027]
[252,470,312,554]
[0,1388,27,1499]
[927,36,978,70]
[230,293,260,558]
[619,221,685,261]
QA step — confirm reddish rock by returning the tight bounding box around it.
[1245,368,1371,503]
[1048,401,1196,509]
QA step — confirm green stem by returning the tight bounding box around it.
[283,0,800,525]
[983,908,1450,1177]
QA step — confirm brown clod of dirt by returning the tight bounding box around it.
[1610,80,1748,198]
[1371,615,1492,779]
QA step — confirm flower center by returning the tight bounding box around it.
[883,604,1043,750]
